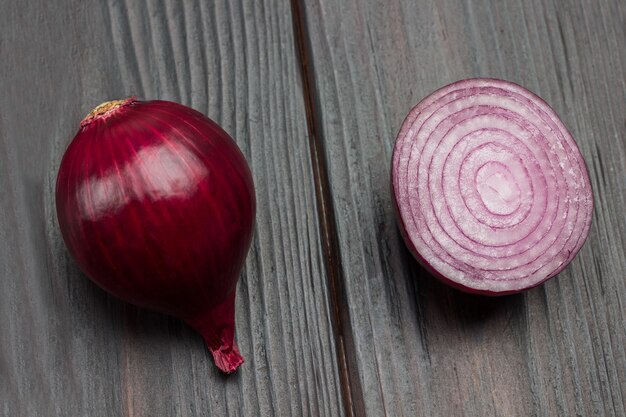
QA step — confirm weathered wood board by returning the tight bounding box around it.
[300,0,626,415]
[0,1,343,416]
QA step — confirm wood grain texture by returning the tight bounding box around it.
[0,1,344,416]
[300,0,626,415]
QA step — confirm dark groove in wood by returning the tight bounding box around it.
[289,1,365,416]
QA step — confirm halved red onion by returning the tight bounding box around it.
[392,78,593,295]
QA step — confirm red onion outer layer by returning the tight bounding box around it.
[56,98,255,372]
[392,79,593,295]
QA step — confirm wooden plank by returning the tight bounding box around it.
[300,0,626,415]
[0,1,344,416]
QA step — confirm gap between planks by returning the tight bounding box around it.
[289,1,366,416]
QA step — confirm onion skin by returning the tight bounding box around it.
[56,98,255,372]
[392,79,593,295]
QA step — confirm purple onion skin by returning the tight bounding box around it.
[56,98,255,373]
[392,79,594,295]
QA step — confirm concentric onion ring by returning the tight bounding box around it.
[392,78,593,294]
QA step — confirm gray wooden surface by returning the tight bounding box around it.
[299,0,626,416]
[0,1,343,416]
[1,0,624,416]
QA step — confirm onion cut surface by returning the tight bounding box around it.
[392,79,593,295]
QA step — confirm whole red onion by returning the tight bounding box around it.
[55,98,255,373]
[392,79,593,295]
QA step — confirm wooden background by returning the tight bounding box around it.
[1,0,624,416]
